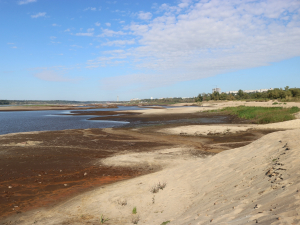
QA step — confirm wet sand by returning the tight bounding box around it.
[0,110,278,221]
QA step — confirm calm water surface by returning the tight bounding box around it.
[0,106,144,135]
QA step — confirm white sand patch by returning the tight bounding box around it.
[159,125,252,136]
[159,119,300,136]
[7,129,300,225]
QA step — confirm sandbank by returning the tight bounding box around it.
[1,101,300,224]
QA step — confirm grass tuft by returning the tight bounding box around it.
[132,207,137,214]
[100,214,109,224]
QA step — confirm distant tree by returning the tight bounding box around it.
[0,100,9,105]
[236,90,244,99]
[211,91,220,100]
[195,94,203,102]
[219,93,227,100]
[227,94,235,100]
[290,88,300,97]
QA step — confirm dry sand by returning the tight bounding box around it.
[2,101,300,225]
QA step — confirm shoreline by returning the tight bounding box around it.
[1,102,300,224]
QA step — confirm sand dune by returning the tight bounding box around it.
[3,103,300,224]
[6,129,300,225]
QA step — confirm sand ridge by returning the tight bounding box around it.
[4,128,300,225]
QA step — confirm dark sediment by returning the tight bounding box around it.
[0,111,279,220]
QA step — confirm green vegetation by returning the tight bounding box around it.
[161,221,170,225]
[132,207,137,214]
[196,86,300,102]
[100,214,109,224]
[130,97,195,105]
[0,100,9,105]
[219,106,300,124]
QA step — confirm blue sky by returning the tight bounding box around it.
[1,0,300,101]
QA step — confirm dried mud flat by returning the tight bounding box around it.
[0,107,287,224]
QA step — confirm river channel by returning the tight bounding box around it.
[0,106,144,135]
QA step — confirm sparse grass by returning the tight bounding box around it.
[100,214,109,224]
[219,106,300,124]
[132,207,137,214]
[150,182,167,193]
[150,185,160,193]
[161,221,170,225]
[272,102,278,105]
[132,215,139,224]
[118,199,127,206]
[157,181,167,190]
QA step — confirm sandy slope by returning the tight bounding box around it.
[159,119,300,136]
[3,103,300,225]
[5,129,300,225]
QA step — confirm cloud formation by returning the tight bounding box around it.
[101,39,135,46]
[18,0,36,5]
[97,29,126,37]
[84,7,97,11]
[138,12,152,20]
[31,12,46,18]
[99,0,300,90]
[34,70,78,82]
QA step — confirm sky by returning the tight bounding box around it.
[1,0,300,101]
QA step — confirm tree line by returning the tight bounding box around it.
[0,100,9,105]
[195,86,300,102]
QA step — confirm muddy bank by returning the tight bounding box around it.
[69,110,251,127]
[0,129,171,219]
[0,111,278,221]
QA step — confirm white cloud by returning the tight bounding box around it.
[7,43,14,45]
[87,28,94,33]
[34,71,77,82]
[86,50,130,68]
[97,29,126,37]
[52,23,60,27]
[75,33,93,37]
[95,22,101,26]
[64,28,71,32]
[84,7,97,11]
[50,36,56,40]
[102,39,135,46]
[105,22,111,27]
[71,45,83,48]
[11,46,17,49]
[98,0,300,91]
[18,0,36,5]
[31,12,46,18]
[138,11,152,20]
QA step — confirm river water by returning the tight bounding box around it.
[0,106,144,135]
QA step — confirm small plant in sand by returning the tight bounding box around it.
[100,214,109,224]
[150,181,167,193]
[161,221,170,225]
[118,199,127,206]
[158,181,167,190]
[132,207,137,214]
[132,215,139,224]
[150,185,160,193]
